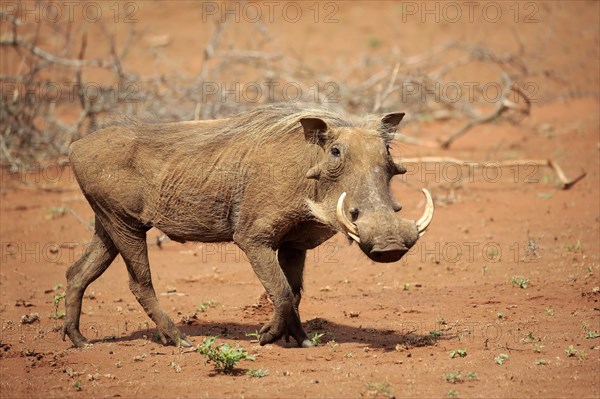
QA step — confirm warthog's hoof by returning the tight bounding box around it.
[260,320,312,348]
[62,326,91,348]
[156,332,192,348]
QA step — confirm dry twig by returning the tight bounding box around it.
[396,157,586,189]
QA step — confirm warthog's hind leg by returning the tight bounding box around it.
[105,221,192,348]
[63,217,119,347]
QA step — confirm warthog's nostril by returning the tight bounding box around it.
[349,207,360,221]
[369,242,409,263]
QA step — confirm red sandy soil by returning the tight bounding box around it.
[1,2,599,398]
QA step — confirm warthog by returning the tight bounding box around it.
[63,104,433,348]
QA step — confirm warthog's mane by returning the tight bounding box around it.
[112,104,391,146]
[207,104,393,145]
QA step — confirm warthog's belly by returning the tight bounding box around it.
[150,203,236,244]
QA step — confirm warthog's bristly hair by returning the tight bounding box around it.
[126,104,394,146]
[220,104,354,143]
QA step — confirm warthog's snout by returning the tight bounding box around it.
[368,240,410,263]
[362,222,418,263]
[336,190,433,263]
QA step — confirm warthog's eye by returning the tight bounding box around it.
[331,146,341,157]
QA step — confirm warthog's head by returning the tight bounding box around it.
[302,113,433,263]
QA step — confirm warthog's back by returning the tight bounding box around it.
[69,120,243,242]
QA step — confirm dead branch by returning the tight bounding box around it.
[440,74,530,148]
[372,63,400,112]
[197,19,227,83]
[0,38,119,69]
[396,157,587,190]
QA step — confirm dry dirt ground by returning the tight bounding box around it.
[1,1,599,398]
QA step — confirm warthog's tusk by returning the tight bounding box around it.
[336,192,361,243]
[416,188,434,237]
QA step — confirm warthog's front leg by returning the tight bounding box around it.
[237,241,312,347]
[278,243,312,347]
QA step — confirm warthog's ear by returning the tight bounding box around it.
[300,118,329,146]
[381,112,405,133]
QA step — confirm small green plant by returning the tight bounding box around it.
[564,240,583,252]
[495,353,509,365]
[521,331,536,343]
[545,307,555,316]
[585,331,600,339]
[447,390,459,398]
[535,359,548,365]
[52,292,66,319]
[245,330,260,341]
[487,248,499,260]
[482,265,488,275]
[197,300,217,312]
[310,332,326,346]
[565,345,586,361]
[344,352,353,358]
[403,282,410,291]
[466,371,478,381]
[497,312,505,319]
[565,345,577,357]
[511,276,529,288]
[328,340,339,352]
[247,368,268,378]
[72,380,81,391]
[449,349,467,359]
[365,382,393,398]
[430,330,443,338]
[197,336,255,373]
[444,371,463,384]
[368,37,382,49]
